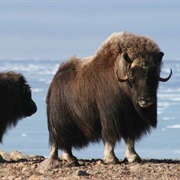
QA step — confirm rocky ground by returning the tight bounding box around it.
[0,150,179,179]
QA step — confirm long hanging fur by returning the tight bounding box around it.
[47,32,163,150]
[0,71,37,142]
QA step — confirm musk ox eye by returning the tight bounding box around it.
[127,64,131,70]
[129,71,134,79]
[129,72,136,84]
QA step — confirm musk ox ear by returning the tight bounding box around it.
[123,53,132,70]
[159,52,164,61]
[123,53,131,63]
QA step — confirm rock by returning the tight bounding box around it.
[96,160,103,166]
[75,170,90,176]
[29,174,43,180]
[10,151,29,161]
[0,150,11,161]
[37,158,62,173]
[0,154,5,162]
[0,150,44,162]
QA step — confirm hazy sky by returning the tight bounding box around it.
[0,1,180,60]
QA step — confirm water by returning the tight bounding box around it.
[0,58,179,160]
[0,1,180,160]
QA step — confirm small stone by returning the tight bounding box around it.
[96,160,103,166]
[75,170,90,176]
[0,154,5,162]
[28,174,41,180]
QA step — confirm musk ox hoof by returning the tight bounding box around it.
[64,156,80,167]
[124,155,142,163]
[38,158,62,172]
[104,157,120,164]
[66,159,80,167]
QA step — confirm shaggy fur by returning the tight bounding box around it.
[0,71,37,142]
[46,32,171,163]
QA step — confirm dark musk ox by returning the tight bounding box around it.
[45,32,172,166]
[0,71,37,143]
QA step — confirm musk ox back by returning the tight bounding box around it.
[46,32,172,166]
[0,71,37,143]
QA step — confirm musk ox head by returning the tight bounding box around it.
[0,71,37,142]
[116,33,172,109]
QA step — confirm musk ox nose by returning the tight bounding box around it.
[137,96,153,108]
[24,100,37,117]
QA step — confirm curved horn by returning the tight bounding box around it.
[159,69,172,82]
[116,70,128,82]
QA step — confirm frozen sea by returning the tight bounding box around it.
[0,58,179,160]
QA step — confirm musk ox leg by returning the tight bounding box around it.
[125,138,142,163]
[50,144,79,166]
[38,143,61,171]
[50,143,58,159]
[103,141,119,164]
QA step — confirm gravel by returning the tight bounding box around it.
[0,150,179,179]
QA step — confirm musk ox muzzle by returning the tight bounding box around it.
[137,96,153,108]
[23,99,37,117]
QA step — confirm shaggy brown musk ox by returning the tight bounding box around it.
[0,71,37,143]
[45,32,172,166]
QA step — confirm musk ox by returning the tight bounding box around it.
[0,71,37,143]
[46,32,172,166]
